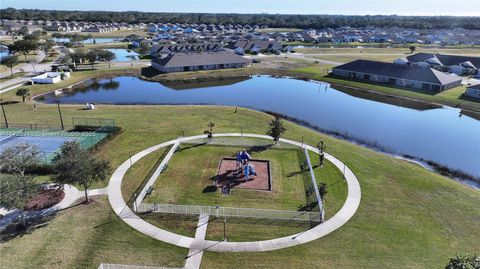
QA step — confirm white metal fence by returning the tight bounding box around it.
[133,139,180,210]
[303,146,325,222]
[98,263,181,269]
[137,203,321,223]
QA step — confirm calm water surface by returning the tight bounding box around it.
[105,49,139,61]
[41,76,480,177]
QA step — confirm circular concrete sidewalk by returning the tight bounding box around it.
[108,133,361,252]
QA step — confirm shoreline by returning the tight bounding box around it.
[30,73,480,188]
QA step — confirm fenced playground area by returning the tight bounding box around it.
[120,134,352,243]
[0,118,116,163]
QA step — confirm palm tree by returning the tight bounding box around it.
[16,88,30,102]
[409,45,416,54]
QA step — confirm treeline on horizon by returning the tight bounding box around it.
[1,8,480,30]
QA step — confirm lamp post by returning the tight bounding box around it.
[0,99,8,128]
[57,101,64,130]
[223,218,227,242]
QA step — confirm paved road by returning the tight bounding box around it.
[108,133,361,252]
[0,51,47,79]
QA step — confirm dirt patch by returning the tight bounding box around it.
[216,158,271,193]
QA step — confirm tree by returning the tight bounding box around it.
[18,26,29,36]
[85,50,98,70]
[318,182,327,201]
[58,54,72,67]
[68,50,85,65]
[0,173,39,227]
[317,141,326,167]
[138,42,151,55]
[203,122,216,138]
[266,116,286,142]
[409,45,416,54]
[8,40,38,62]
[40,39,55,55]
[97,49,116,68]
[16,88,30,102]
[445,254,480,269]
[0,143,40,176]
[1,56,19,77]
[52,141,111,202]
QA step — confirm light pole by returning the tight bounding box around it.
[57,101,64,130]
[0,99,8,128]
[223,218,227,241]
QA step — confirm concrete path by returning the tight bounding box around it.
[184,214,210,269]
[134,139,179,208]
[108,133,361,252]
[0,184,108,232]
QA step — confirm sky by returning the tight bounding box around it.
[1,0,479,16]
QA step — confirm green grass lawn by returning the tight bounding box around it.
[0,69,479,268]
[0,197,187,269]
[144,144,312,211]
[308,151,348,220]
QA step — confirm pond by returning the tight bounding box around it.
[105,49,139,61]
[38,75,480,179]
[0,46,9,60]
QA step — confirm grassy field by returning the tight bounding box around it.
[0,197,187,269]
[0,71,26,81]
[83,42,130,49]
[85,29,148,38]
[0,98,478,268]
[143,141,348,212]
[46,29,148,39]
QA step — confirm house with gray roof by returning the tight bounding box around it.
[465,84,480,99]
[151,51,250,73]
[406,53,480,76]
[332,59,462,92]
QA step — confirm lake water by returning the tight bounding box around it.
[105,49,139,61]
[0,46,9,60]
[39,75,480,178]
[0,50,9,60]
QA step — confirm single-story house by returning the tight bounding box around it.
[332,60,462,92]
[151,52,250,73]
[465,84,480,99]
[31,72,70,84]
[406,53,480,76]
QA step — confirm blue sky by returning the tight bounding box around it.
[1,0,479,16]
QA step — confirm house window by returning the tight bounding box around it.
[364,74,370,80]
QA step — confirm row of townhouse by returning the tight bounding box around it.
[260,27,480,45]
[0,19,144,33]
[332,52,480,97]
[147,23,268,34]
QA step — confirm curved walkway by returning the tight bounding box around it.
[108,133,361,252]
[0,184,108,232]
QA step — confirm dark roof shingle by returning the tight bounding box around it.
[333,59,462,85]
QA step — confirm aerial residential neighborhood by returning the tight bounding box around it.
[0,2,479,269]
